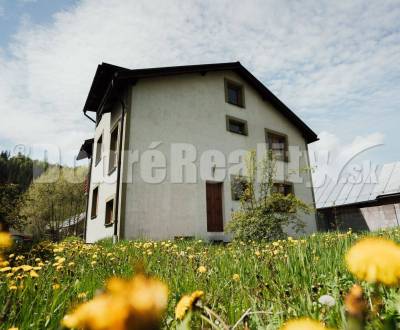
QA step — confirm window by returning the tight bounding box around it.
[225,79,244,107]
[91,187,99,219]
[226,116,248,136]
[95,134,103,165]
[231,175,249,201]
[105,198,114,226]
[266,130,288,161]
[108,125,119,174]
[272,183,293,196]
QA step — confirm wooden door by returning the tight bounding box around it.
[206,182,223,232]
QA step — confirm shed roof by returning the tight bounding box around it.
[315,161,400,209]
[82,62,318,143]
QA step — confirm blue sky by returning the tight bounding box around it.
[0,0,399,176]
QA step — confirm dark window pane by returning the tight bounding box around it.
[91,187,98,218]
[228,86,239,104]
[226,81,243,107]
[105,199,114,225]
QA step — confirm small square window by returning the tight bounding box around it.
[225,79,244,107]
[226,116,248,136]
[273,183,293,196]
[266,130,288,161]
[91,187,98,219]
[95,135,103,166]
[231,175,249,201]
[105,199,114,226]
[109,124,119,174]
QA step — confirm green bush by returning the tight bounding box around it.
[227,150,311,241]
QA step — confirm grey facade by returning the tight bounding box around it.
[79,62,319,243]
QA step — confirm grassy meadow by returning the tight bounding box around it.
[1,229,400,329]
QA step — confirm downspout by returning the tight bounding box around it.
[113,98,126,243]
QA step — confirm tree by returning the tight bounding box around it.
[226,150,311,241]
[20,166,87,241]
[0,151,49,230]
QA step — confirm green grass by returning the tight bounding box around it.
[1,229,400,329]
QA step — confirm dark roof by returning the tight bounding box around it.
[76,138,94,160]
[83,61,318,143]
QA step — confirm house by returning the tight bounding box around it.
[78,62,319,243]
[315,162,400,231]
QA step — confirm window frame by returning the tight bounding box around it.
[90,186,99,219]
[265,129,289,162]
[95,133,103,166]
[224,78,245,108]
[230,175,249,201]
[272,182,294,196]
[226,115,248,136]
[104,196,115,227]
[108,122,120,175]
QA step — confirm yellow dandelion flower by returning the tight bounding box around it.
[9,285,18,291]
[8,327,18,330]
[53,284,61,290]
[0,260,9,267]
[63,274,168,330]
[68,262,75,267]
[255,250,261,256]
[280,318,329,330]
[175,290,204,320]
[77,292,87,299]
[0,232,12,249]
[232,274,240,282]
[346,237,400,285]
[0,266,11,272]
[30,270,39,278]
[20,265,33,272]
[197,266,207,273]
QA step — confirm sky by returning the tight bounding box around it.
[0,0,399,181]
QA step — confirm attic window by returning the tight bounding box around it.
[225,79,244,107]
[105,198,114,226]
[226,116,248,136]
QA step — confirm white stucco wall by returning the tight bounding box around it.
[119,70,316,241]
[86,106,122,243]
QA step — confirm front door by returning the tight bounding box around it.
[206,182,223,232]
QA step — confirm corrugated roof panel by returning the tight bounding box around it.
[384,162,400,195]
[314,161,400,209]
[372,163,396,196]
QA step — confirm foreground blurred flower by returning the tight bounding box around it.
[280,318,329,330]
[175,290,204,320]
[62,274,168,330]
[0,232,12,249]
[345,284,366,318]
[346,237,400,285]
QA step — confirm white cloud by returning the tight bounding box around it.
[309,131,385,187]
[0,0,399,164]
